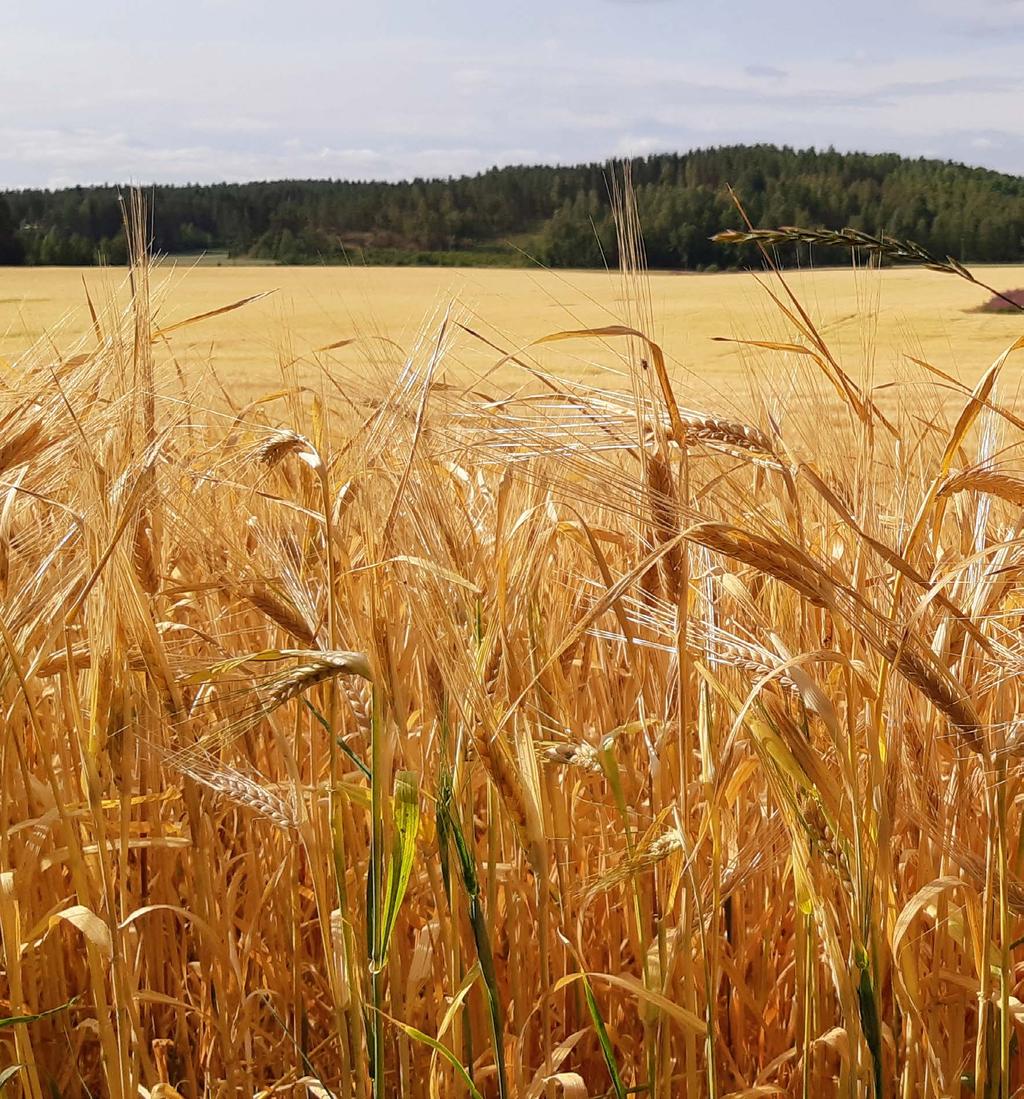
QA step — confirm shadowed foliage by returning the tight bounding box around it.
[6,143,1024,269]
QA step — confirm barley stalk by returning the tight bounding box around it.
[244,583,318,645]
[658,411,783,468]
[6,189,1020,1098]
[686,521,831,607]
[263,650,372,710]
[938,469,1024,508]
[182,764,298,830]
[714,224,1024,312]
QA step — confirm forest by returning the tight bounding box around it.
[3,144,1024,268]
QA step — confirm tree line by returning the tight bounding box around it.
[3,144,1024,269]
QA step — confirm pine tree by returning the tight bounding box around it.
[0,196,24,264]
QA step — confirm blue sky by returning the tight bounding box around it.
[5,0,1024,186]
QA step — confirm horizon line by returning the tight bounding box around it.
[4,141,1020,194]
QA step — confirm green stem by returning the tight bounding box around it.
[369,685,385,1098]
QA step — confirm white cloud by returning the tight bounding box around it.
[5,1,1024,186]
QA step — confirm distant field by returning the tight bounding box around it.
[2,263,1024,407]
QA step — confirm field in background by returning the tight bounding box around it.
[2,264,1024,404]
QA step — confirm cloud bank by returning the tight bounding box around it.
[5,0,1024,187]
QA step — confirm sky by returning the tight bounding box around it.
[5,0,1024,188]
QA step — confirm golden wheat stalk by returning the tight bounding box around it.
[544,740,603,773]
[254,429,323,470]
[262,650,372,709]
[654,410,782,468]
[181,763,298,830]
[686,521,830,607]
[889,645,983,752]
[938,468,1024,507]
[243,584,317,645]
[579,825,685,897]
[646,449,684,602]
[714,223,1024,312]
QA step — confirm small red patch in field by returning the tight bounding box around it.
[978,289,1024,312]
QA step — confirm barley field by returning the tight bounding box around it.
[3,262,1024,404]
[3,223,1024,1099]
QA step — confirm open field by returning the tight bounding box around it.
[4,240,1024,1097]
[2,264,1024,407]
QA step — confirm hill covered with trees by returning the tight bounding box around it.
[3,144,1024,269]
